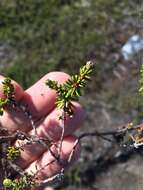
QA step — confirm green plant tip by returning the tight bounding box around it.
[7,146,20,161]
[3,178,12,187]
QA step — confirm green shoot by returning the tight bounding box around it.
[0,77,15,115]
[7,146,21,161]
[46,61,94,116]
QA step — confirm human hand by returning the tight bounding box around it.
[0,72,85,188]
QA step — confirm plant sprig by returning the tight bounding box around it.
[2,77,15,98]
[3,175,34,190]
[1,62,94,190]
[0,98,7,115]
[7,146,21,161]
[46,61,94,116]
[0,77,15,115]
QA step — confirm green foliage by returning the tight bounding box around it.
[0,98,7,115]
[2,77,14,99]
[3,178,13,187]
[0,77,14,115]
[7,146,20,161]
[46,62,93,115]
[65,166,81,186]
[3,176,32,190]
[0,0,139,87]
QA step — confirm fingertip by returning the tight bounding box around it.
[46,72,70,84]
[22,72,70,117]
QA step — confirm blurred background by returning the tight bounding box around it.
[0,0,143,190]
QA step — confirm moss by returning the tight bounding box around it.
[0,0,142,88]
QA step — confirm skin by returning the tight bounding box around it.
[0,72,85,188]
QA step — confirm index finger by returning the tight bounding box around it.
[21,72,69,119]
[0,72,69,132]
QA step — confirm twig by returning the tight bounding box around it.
[68,122,143,163]
[58,108,66,157]
[19,104,38,136]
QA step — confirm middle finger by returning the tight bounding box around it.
[15,102,85,168]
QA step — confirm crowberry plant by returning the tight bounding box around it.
[1,62,143,190]
[0,62,93,190]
